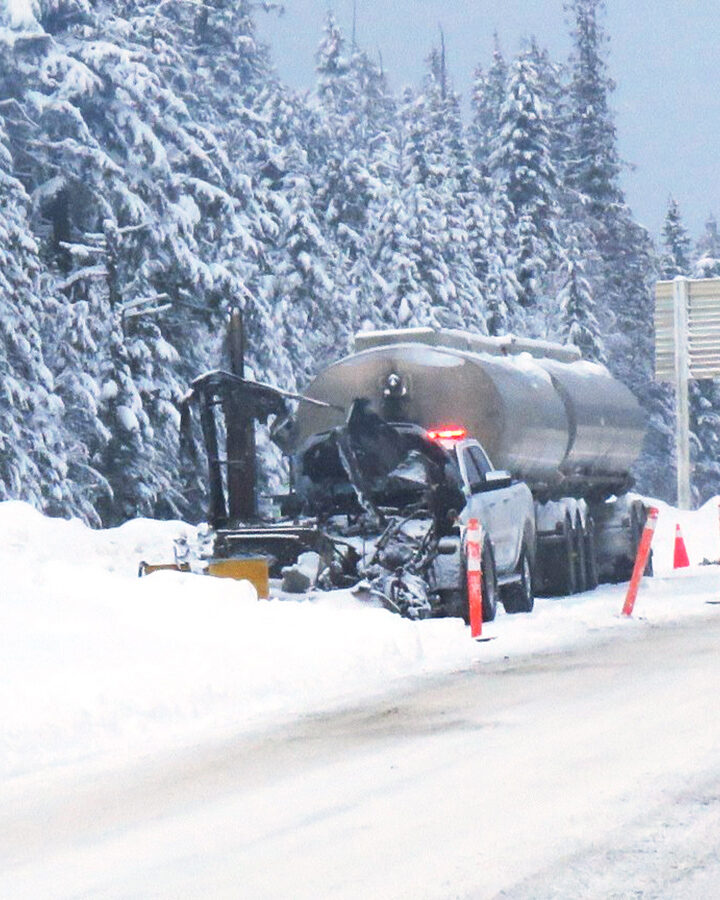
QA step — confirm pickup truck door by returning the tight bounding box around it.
[459,444,522,575]
[458,445,501,559]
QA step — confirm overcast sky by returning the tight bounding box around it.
[256,0,720,244]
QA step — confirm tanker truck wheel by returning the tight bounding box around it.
[635,503,654,577]
[543,515,578,597]
[584,518,599,590]
[614,501,652,582]
[574,515,587,593]
[502,546,534,614]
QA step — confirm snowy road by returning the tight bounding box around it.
[4,611,720,899]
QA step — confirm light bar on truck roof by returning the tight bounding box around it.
[427,427,467,441]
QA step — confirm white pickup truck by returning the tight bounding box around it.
[424,430,536,621]
[287,408,536,622]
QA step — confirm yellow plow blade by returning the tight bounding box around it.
[138,557,270,599]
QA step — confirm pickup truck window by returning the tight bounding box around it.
[462,449,484,488]
[468,445,493,477]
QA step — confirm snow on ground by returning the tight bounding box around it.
[2,496,720,781]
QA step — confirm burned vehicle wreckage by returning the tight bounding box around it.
[178,317,648,622]
[181,373,493,620]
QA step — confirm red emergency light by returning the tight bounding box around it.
[427,427,467,441]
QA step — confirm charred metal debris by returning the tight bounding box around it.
[180,371,467,620]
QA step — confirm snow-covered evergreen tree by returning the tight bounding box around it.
[469,35,507,173]
[527,38,570,178]
[490,52,558,230]
[423,46,488,331]
[0,114,77,514]
[564,0,673,500]
[489,50,559,319]
[661,197,692,279]
[694,214,720,278]
[264,135,340,380]
[565,0,621,214]
[558,232,605,362]
[311,15,396,340]
[658,200,720,505]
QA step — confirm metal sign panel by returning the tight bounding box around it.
[655,278,720,381]
[654,281,675,380]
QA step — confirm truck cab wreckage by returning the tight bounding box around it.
[154,313,650,622]
[179,370,494,619]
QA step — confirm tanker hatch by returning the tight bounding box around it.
[383,371,407,399]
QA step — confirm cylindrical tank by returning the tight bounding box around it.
[287,331,645,497]
[536,358,644,478]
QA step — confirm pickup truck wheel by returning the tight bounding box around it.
[503,547,534,614]
[437,537,498,624]
[481,537,498,623]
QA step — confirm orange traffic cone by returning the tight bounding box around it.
[673,523,690,569]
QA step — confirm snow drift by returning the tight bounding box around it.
[2,497,720,780]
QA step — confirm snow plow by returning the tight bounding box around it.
[142,314,651,621]
[172,375,508,620]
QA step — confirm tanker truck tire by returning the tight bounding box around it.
[613,501,651,582]
[542,516,578,597]
[584,518,599,590]
[636,503,654,577]
[502,546,534,614]
[574,517,587,594]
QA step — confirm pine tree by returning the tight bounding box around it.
[264,136,340,381]
[485,256,512,336]
[661,197,692,279]
[565,0,621,214]
[311,15,397,340]
[315,11,353,120]
[694,214,720,277]
[490,52,559,239]
[393,87,458,325]
[527,37,570,177]
[423,45,487,332]
[0,115,77,515]
[0,0,689,517]
[558,232,605,361]
[489,50,559,318]
[469,35,507,173]
[565,0,674,500]
[1,0,241,522]
[659,201,720,504]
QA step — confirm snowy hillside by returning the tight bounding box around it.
[3,497,720,781]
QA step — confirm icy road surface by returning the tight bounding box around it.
[2,498,720,897]
[3,614,720,899]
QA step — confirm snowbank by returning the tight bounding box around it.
[2,497,720,779]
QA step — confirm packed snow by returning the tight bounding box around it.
[3,496,720,782]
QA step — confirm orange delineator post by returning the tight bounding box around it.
[467,518,483,638]
[621,507,659,617]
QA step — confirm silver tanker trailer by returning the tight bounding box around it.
[283,327,649,596]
